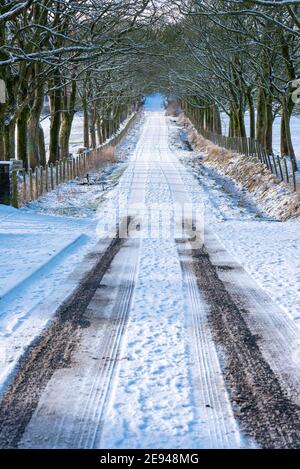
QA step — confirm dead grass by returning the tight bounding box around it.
[165,100,181,117]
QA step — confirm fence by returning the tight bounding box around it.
[9,112,138,208]
[186,113,297,192]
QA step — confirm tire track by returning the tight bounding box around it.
[159,123,244,447]
[76,258,138,448]
[188,241,300,448]
[177,239,244,448]
[18,236,139,449]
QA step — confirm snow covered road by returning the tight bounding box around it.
[1,100,300,449]
[15,110,244,449]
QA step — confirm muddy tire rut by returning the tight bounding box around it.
[189,246,300,449]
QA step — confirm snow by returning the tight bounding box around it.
[213,221,300,322]
[96,108,244,449]
[0,205,97,392]
[19,104,244,449]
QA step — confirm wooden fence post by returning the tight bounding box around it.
[272,155,278,177]
[45,164,48,192]
[254,141,260,162]
[55,161,59,186]
[79,155,82,175]
[22,168,26,201]
[59,161,63,183]
[292,167,297,191]
[277,156,284,181]
[63,159,66,181]
[29,168,33,200]
[266,152,272,173]
[50,163,54,190]
[283,157,289,183]
[40,166,43,194]
[35,167,39,198]
[11,169,18,208]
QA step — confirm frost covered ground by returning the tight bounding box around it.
[0,204,96,393]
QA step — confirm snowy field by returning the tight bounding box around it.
[40,113,84,159]
[0,204,97,392]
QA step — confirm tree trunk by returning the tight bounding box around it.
[28,68,45,167]
[102,119,108,142]
[17,107,29,168]
[49,74,61,163]
[213,105,221,134]
[237,107,246,138]
[229,108,240,138]
[281,99,296,168]
[247,89,255,140]
[280,31,296,169]
[60,113,72,159]
[60,80,77,159]
[82,92,89,149]
[265,94,273,155]
[0,19,7,159]
[89,103,97,149]
[4,118,16,160]
[256,86,266,148]
[229,109,234,137]
[39,126,46,165]
[96,114,102,145]
[0,118,4,159]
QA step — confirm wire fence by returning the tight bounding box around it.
[9,112,138,208]
[187,114,297,192]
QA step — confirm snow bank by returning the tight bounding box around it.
[178,115,300,221]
